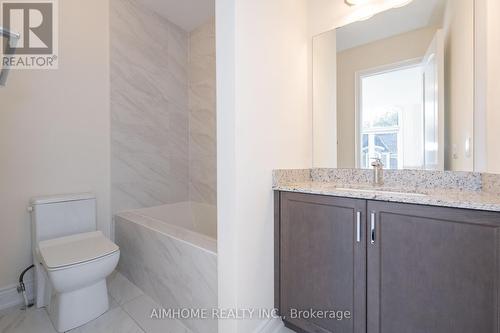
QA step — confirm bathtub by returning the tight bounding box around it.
[114,202,217,333]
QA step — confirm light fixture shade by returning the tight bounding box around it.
[391,0,414,8]
[345,0,413,7]
[344,0,373,6]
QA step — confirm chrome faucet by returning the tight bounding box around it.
[371,158,384,186]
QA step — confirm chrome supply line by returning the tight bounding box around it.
[0,27,20,39]
[0,26,20,87]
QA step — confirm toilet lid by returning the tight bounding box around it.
[38,231,119,270]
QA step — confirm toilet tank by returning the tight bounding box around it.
[30,193,97,245]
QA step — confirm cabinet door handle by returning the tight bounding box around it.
[370,212,376,244]
[356,211,361,243]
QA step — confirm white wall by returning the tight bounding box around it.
[216,0,311,332]
[485,0,500,173]
[313,31,338,168]
[442,0,475,171]
[216,0,237,331]
[216,2,421,332]
[0,0,110,289]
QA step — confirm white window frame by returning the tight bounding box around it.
[354,57,423,169]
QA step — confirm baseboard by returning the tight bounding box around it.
[0,280,34,311]
[254,317,287,333]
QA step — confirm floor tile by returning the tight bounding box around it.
[107,271,143,305]
[277,325,295,333]
[70,307,144,333]
[122,295,191,333]
[0,306,56,333]
[108,293,119,310]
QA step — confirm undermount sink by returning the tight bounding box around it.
[333,187,428,197]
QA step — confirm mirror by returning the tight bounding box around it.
[313,0,475,171]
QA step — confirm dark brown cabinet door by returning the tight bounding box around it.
[279,192,366,333]
[367,201,500,333]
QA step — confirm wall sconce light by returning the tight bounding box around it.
[344,0,372,6]
[345,0,413,7]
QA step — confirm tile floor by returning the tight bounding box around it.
[0,271,191,333]
[0,271,296,333]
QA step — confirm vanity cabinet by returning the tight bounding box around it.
[277,192,366,333]
[275,191,500,333]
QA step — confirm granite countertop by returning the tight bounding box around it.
[273,181,500,213]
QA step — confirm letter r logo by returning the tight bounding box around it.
[2,2,53,54]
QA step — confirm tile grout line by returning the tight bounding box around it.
[119,303,146,333]
[116,279,147,333]
[118,288,195,333]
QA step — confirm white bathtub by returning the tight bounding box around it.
[116,202,217,253]
[114,202,217,333]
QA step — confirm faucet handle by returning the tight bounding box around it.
[371,157,384,167]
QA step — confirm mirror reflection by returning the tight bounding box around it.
[313,0,475,171]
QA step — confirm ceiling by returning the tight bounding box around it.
[336,0,447,52]
[137,0,215,32]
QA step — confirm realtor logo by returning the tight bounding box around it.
[1,0,58,69]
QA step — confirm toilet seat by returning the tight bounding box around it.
[38,231,119,271]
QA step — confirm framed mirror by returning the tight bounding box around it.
[312,0,475,171]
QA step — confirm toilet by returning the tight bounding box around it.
[29,193,120,332]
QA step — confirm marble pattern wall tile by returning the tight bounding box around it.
[188,19,217,206]
[115,216,218,333]
[111,0,190,213]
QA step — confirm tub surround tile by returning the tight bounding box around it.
[115,208,217,253]
[115,218,217,333]
[122,295,192,333]
[273,168,500,212]
[188,19,217,206]
[111,0,191,214]
[111,0,217,214]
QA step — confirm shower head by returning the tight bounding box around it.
[0,27,21,87]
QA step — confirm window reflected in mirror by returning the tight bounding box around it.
[312,0,475,171]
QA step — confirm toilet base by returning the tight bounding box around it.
[48,279,109,332]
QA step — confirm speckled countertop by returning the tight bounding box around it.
[273,169,500,213]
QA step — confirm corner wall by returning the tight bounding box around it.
[442,0,475,171]
[217,0,312,332]
[0,0,110,290]
[189,19,217,206]
[485,0,500,173]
